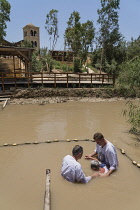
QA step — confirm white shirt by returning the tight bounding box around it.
[95,140,118,171]
[61,155,91,183]
[99,163,109,174]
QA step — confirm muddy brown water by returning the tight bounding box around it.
[0,99,140,210]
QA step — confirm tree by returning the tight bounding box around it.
[64,11,81,56]
[0,0,11,41]
[21,40,33,48]
[126,36,140,61]
[45,9,59,51]
[97,0,121,72]
[80,20,95,65]
[64,11,95,71]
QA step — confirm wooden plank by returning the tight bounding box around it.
[44,169,51,210]
[0,98,10,109]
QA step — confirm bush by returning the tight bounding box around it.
[123,100,140,136]
[116,59,140,89]
[74,58,82,73]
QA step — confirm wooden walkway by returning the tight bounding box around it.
[0,72,115,91]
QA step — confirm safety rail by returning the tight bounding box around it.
[0,72,115,91]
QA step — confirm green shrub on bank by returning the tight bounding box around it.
[116,59,140,90]
[123,100,140,136]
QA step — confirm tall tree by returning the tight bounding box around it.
[45,9,59,51]
[97,0,121,71]
[80,20,95,65]
[0,0,11,41]
[64,11,81,56]
[64,11,95,68]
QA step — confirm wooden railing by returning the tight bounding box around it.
[0,72,115,92]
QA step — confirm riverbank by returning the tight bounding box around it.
[7,87,140,105]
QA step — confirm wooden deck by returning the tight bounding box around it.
[0,72,115,91]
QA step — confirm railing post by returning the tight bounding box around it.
[113,74,115,86]
[27,72,30,88]
[79,74,81,88]
[91,74,92,88]
[67,73,69,88]
[41,72,43,86]
[14,72,17,89]
[54,73,56,88]
[102,74,104,84]
[2,73,5,92]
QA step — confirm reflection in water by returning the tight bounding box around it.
[0,100,140,210]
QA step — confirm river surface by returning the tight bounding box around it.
[0,99,140,210]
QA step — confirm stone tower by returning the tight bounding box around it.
[23,23,40,50]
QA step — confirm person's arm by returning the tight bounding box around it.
[99,169,114,177]
[99,149,118,177]
[89,156,99,161]
[85,151,97,159]
[75,164,98,183]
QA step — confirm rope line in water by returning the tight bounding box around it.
[0,139,140,169]
[0,139,94,148]
[119,148,140,169]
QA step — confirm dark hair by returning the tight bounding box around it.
[93,132,104,140]
[72,145,83,156]
[91,160,100,170]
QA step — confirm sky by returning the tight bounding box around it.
[5,0,140,50]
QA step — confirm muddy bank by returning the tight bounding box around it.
[8,87,139,105]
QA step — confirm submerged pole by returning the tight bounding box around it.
[44,169,51,210]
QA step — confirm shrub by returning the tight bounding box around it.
[123,100,140,136]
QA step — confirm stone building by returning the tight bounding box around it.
[23,23,40,50]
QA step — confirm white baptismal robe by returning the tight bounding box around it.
[61,155,91,183]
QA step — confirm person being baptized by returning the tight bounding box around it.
[91,159,109,174]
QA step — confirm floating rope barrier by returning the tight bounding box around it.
[0,139,139,169]
[119,148,140,169]
[0,139,95,148]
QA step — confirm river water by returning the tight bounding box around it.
[0,99,140,210]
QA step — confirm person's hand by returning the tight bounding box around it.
[98,173,109,177]
[92,172,100,178]
[85,155,91,159]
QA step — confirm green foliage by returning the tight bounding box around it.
[74,58,82,73]
[32,52,43,72]
[97,0,122,70]
[104,58,117,74]
[80,20,95,64]
[64,11,95,65]
[21,40,33,48]
[65,11,82,56]
[123,100,140,136]
[116,58,140,89]
[0,0,11,41]
[126,36,140,61]
[45,9,59,51]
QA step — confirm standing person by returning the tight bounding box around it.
[61,145,97,183]
[85,132,118,177]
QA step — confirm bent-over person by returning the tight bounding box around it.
[61,145,97,183]
[85,132,118,177]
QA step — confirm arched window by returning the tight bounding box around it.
[30,30,34,36]
[35,41,37,47]
[34,31,37,36]
[31,41,34,47]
